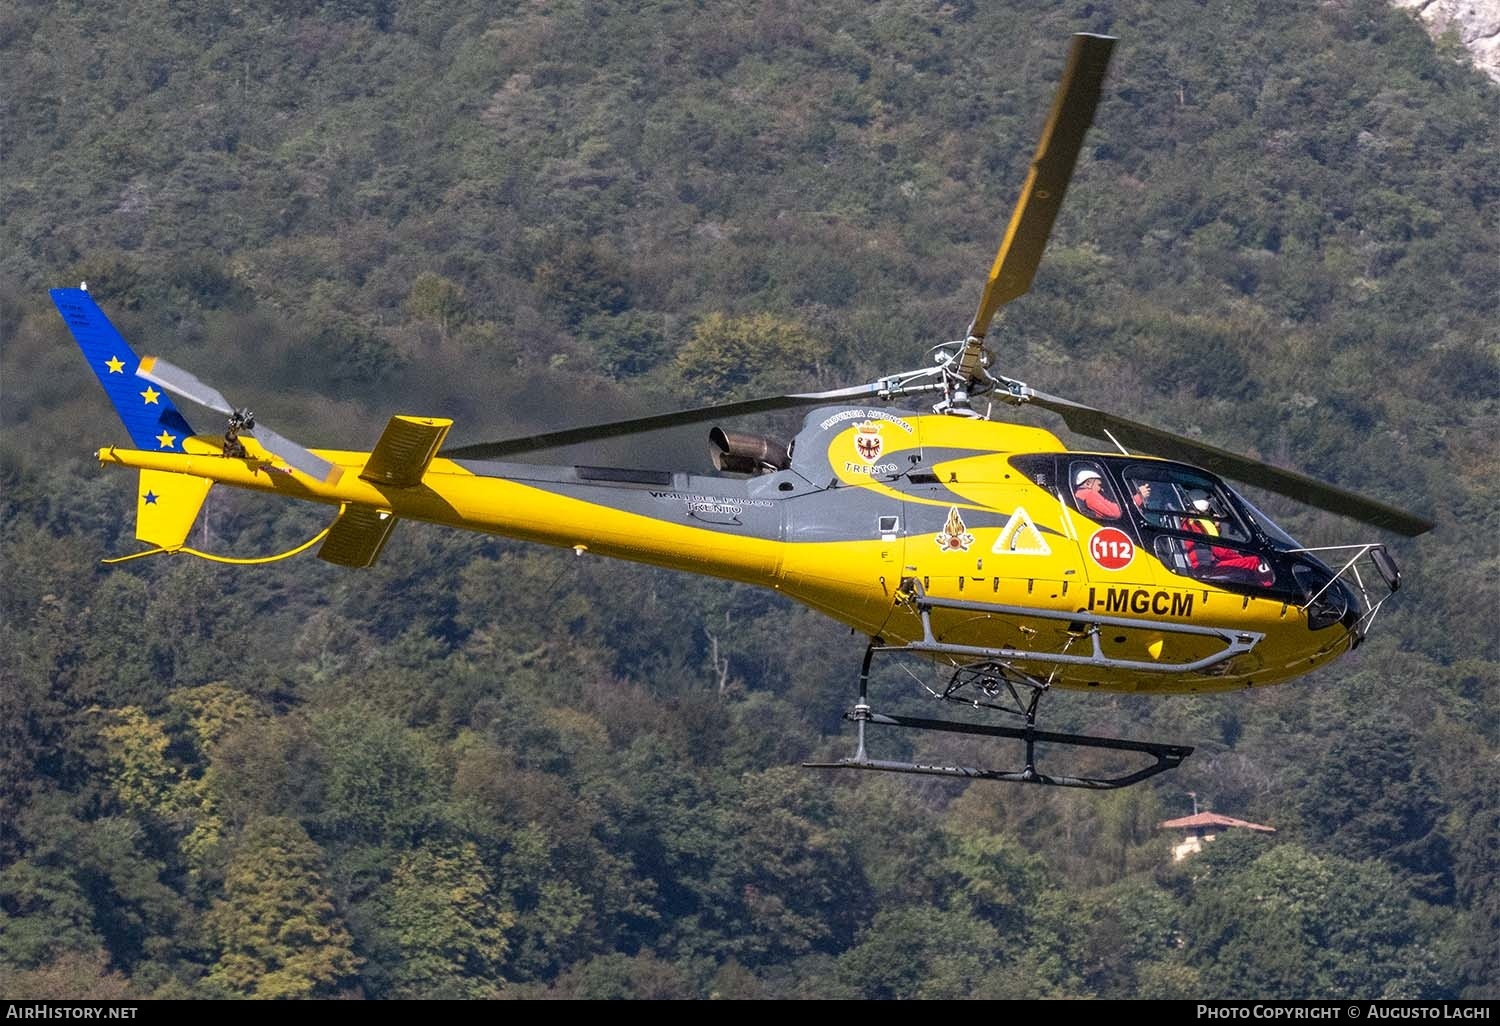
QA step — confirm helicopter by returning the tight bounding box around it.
[51,34,1432,790]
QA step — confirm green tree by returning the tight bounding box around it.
[496,825,597,981]
[1076,881,1189,998]
[206,817,359,999]
[1291,715,1451,902]
[168,683,261,753]
[97,706,187,822]
[700,768,865,966]
[541,951,696,1000]
[533,242,631,328]
[201,715,321,832]
[365,841,513,998]
[837,906,1001,1000]
[9,811,187,977]
[404,272,469,342]
[3,949,139,1000]
[1452,764,1500,998]
[940,826,1047,934]
[674,312,831,399]
[312,708,445,847]
[97,703,228,868]
[580,311,669,378]
[1184,842,1454,999]
[0,861,102,970]
[166,684,265,866]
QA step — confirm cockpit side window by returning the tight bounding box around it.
[1121,466,1250,542]
[1007,454,1056,491]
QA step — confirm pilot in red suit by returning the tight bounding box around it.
[1074,468,1149,520]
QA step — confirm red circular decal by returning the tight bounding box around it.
[1089,528,1135,570]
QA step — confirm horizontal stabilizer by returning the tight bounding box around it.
[361,416,453,487]
[137,469,213,550]
[317,505,399,568]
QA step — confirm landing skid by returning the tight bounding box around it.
[805,644,1193,790]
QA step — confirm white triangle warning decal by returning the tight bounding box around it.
[992,506,1050,555]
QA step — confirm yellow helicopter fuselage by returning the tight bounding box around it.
[100,405,1358,696]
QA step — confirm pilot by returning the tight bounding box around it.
[1074,468,1149,520]
[1074,468,1118,518]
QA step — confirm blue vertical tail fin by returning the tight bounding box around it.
[50,286,196,451]
[53,286,214,556]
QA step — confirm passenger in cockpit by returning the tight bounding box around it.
[1183,493,1271,584]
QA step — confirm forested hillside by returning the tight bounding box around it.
[2,0,1496,999]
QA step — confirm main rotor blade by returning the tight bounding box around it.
[1023,388,1434,537]
[967,33,1115,340]
[441,382,893,460]
[138,355,235,416]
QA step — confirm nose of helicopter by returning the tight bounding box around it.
[1296,562,1362,640]
[1313,575,1364,647]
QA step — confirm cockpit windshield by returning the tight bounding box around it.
[1232,491,1304,551]
[1116,462,1275,590]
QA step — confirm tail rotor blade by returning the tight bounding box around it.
[137,356,236,416]
[250,424,340,484]
[139,355,339,484]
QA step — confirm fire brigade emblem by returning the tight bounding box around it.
[854,421,883,463]
[935,506,975,552]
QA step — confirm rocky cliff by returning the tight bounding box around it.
[1395,0,1500,82]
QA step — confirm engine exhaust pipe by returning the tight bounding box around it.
[709,427,791,475]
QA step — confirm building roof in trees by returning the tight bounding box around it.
[1160,812,1276,833]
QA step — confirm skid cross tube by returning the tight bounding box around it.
[893,586,1263,674]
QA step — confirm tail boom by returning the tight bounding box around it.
[96,444,896,636]
[94,445,790,587]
